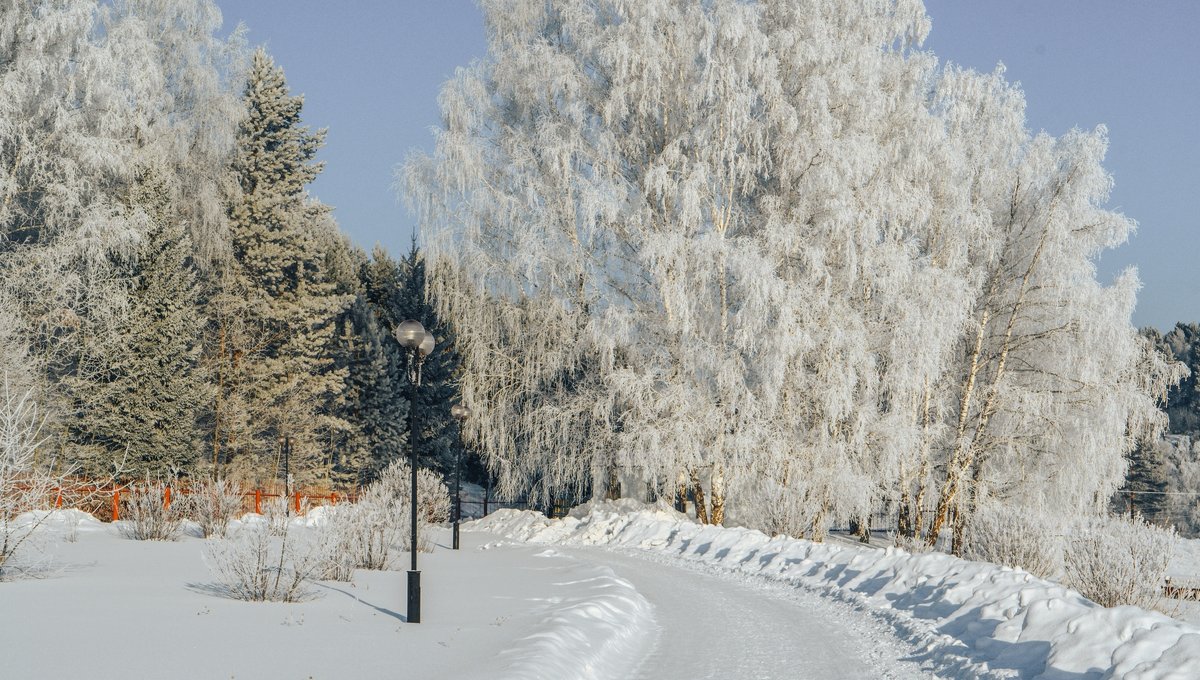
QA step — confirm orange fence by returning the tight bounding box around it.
[39,482,358,522]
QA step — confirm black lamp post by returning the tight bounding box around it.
[277,435,291,515]
[394,318,434,624]
[450,404,471,550]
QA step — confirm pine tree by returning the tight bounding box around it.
[357,244,465,481]
[218,48,350,488]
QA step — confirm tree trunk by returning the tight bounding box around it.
[605,462,620,500]
[691,469,709,525]
[674,469,688,513]
[710,463,725,526]
[928,313,989,545]
[212,324,225,475]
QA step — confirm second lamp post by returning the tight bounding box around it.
[450,404,471,550]
[394,319,434,624]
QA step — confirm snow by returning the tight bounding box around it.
[472,500,1200,679]
[571,545,932,679]
[0,509,653,680]
[9,503,1200,678]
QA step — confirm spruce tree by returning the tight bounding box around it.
[65,169,208,479]
[397,243,459,475]
[1123,438,1169,521]
[328,296,407,487]
[1162,323,1200,434]
[220,49,351,488]
[358,244,467,480]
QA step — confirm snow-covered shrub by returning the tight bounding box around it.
[203,520,329,602]
[0,377,54,578]
[119,480,186,541]
[892,533,939,555]
[1063,514,1175,609]
[313,507,362,581]
[261,496,296,536]
[188,478,244,538]
[373,460,451,528]
[963,501,1062,579]
[316,461,450,575]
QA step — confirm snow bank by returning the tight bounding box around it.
[471,501,1200,679]
[470,544,654,680]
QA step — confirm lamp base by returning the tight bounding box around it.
[407,570,421,623]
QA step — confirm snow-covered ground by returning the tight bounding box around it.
[5,502,1200,679]
[474,500,1200,679]
[0,510,649,680]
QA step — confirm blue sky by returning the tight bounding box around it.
[219,1,1197,330]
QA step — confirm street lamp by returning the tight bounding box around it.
[394,319,433,624]
[450,404,472,550]
[277,435,291,515]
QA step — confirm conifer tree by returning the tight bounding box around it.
[358,245,465,480]
[1162,323,1200,434]
[328,296,406,486]
[218,48,350,487]
[1123,438,1169,521]
[63,169,209,478]
[397,244,459,474]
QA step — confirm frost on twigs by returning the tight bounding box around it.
[316,460,450,577]
[962,500,1062,579]
[1063,514,1175,610]
[409,0,1167,548]
[118,478,187,541]
[202,520,328,603]
[189,478,244,538]
[0,376,54,580]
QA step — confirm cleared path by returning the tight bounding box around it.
[565,547,932,680]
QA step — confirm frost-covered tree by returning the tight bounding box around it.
[409,0,1169,544]
[217,49,351,487]
[0,0,242,472]
[408,0,949,522]
[63,169,209,478]
[1159,323,1200,434]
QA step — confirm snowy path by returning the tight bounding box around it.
[569,547,932,680]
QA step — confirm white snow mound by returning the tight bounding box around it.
[470,501,1200,679]
[473,554,654,680]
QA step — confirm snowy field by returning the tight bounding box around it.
[4,502,1200,678]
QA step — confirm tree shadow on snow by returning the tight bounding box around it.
[902,604,1104,679]
[184,580,324,604]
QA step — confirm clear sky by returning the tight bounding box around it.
[218,1,1197,330]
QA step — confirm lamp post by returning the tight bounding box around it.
[394,319,434,624]
[277,435,290,515]
[450,404,471,550]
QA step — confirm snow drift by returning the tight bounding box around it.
[471,501,1200,679]
[467,544,654,680]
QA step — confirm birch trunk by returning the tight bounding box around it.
[691,468,709,525]
[710,463,725,526]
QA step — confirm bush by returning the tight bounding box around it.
[316,460,450,576]
[119,479,186,541]
[1063,514,1175,609]
[261,495,302,536]
[189,478,244,538]
[203,519,329,602]
[963,501,1062,579]
[1,379,54,578]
